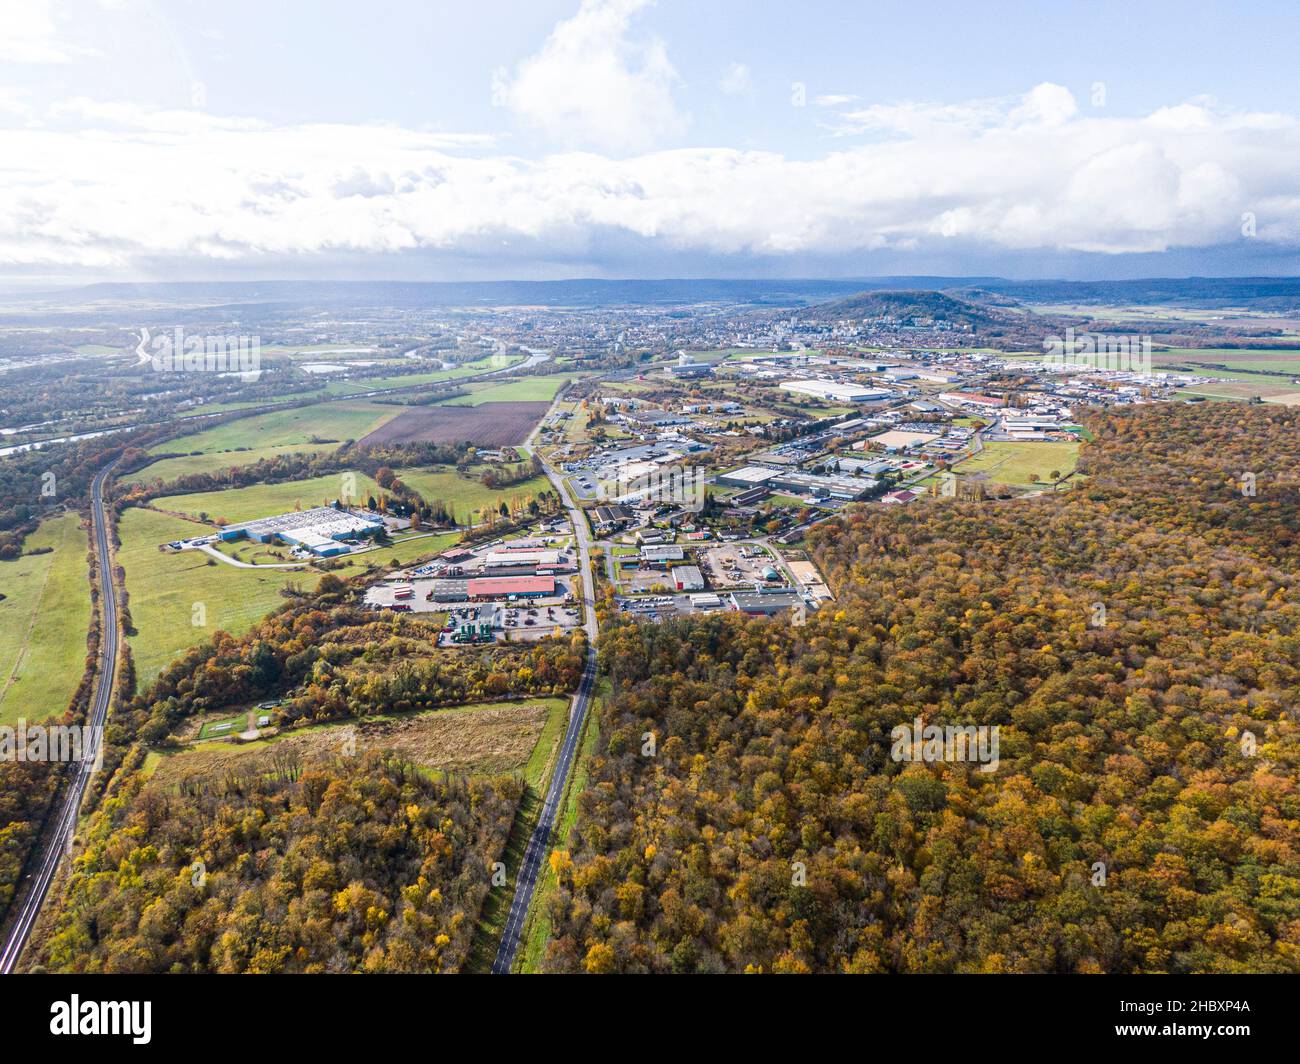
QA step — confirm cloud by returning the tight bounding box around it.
[492,0,685,153]
[0,0,99,63]
[1,84,1299,271]
[815,94,857,108]
[719,63,753,97]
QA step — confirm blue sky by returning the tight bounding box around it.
[3,0,1300,282]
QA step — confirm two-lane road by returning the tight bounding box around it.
[0,457,122,974]
[491,450,598,974]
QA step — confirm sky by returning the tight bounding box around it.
[3,0,1300,284]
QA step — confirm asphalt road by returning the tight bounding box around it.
[490,450,598,974]
[0,457,121,974]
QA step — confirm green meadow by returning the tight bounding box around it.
[0,513,93,726]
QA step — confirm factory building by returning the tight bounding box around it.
[670,564,706,591]
[780,380,894,403]
[640,544,686,567]
[466,575,556,600]
[730,590,804,616]
[219,505,384,556]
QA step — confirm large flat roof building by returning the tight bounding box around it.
[466,575,556,599]
[219,505,383,556]
[730,590,804,616]
[640,544,685,565]
[718,465,781,489]
[482,549,564,570]
[671,564,705,591]
[781,380,894,403]
[768,470,875,500]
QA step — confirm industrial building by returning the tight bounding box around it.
[730,590,803,616]
[593,504,632,533]
[718,465,781,489]
[219,505,384,556]
[864,429,942,451]
[482,549,565,572]
[770,470,874,500]
[466,575,556,600]
[669,353,714,378]
[640,544,686,567]
[718,463,871,500]
[780,380,894,403]
[671,564,706,591]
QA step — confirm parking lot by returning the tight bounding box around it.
[435,599,583,645]
[616,592,725,620]
[698,543,783,589]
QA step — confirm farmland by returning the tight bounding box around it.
[149,400,406,461]
[155,471,384,524]
[0,512,93,726]
[443,373,575,405]
[954,440,1080,488]
[358,401,551,447]
[126,442,339,486]
[317,353,524,396]
[396,467,551,516]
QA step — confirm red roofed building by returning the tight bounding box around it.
[466,575,555,600]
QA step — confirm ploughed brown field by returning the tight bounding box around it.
[358,400,549,447]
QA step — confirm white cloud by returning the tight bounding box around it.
[1,84,1299,270]
[493,0,685,153]
[815,94,857,108]
[719,62,753,97]
[0,0,99,63]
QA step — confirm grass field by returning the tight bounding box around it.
[0,513,93,726]
[156,471,384,524]
[127,442,339,486]
[147,697,569,789]
[443,374,574,406]
[118,508,307,683]
[1153,347,1300,373]
[955,440,1080,487]
[175,390,329,418]
[151,400,406,458]
[197,713,247,739]
[319,354,524,396]
[120,507,460,684]
[397,467,551,516]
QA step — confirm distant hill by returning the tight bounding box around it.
[972,276,1300,309]
[793,288,1011,328]
[14,275,1300,315]
[940,286,1026,310]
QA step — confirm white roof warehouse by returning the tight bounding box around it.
[780,380,894,403]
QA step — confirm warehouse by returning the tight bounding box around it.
[717,465,781,489]
[640,544,685,567]
[219,505,384,556]
[730,590,804,616]
[466,575,556,600]
[780,380,893,403]
[482,549,564,572]
[593,504,632,532]
[769,470,874,500]
[671,564,706,591]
